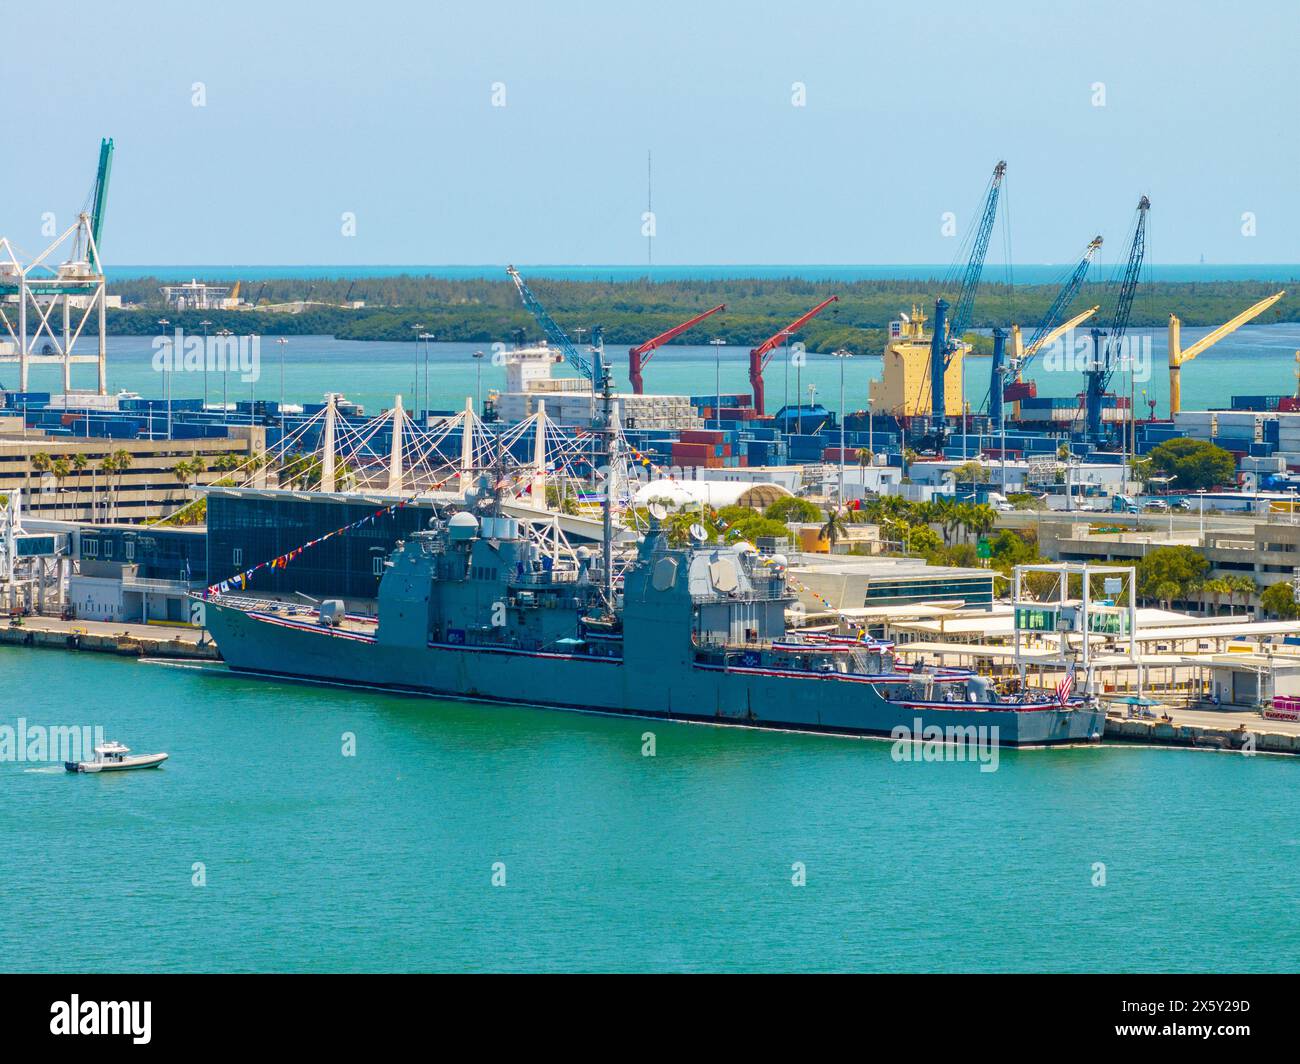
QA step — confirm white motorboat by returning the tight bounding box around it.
[64,742,168,774]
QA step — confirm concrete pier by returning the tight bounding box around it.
[0,617,219,660]
[1104,711,1300,755]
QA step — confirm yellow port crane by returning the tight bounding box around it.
[1168,290,1286,415]
[1006,305,1100,418]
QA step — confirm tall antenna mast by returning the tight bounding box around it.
[595,332,616,609]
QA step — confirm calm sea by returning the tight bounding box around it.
[14,323,1300,421]
[3,647,1298,973]
[108,264,1300,285]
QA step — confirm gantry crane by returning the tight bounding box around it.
[627,304,725,394]
[993,236,1103,424]
[929,161,1006,423]
[1083,196,1150,441]
[747,296,838,414]
[88,137,113,259]
[506,265,597,386]
[1168,290,1285,415]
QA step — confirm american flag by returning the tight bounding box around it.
[1055,668,1075,706]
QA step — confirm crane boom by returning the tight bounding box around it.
[1168,290,1285,415]
[627,304,726,394]
[1084,195,1150,440]
[88,137,114,266]
[990,237,1103,422]
[930,161,1006,422]
[506,265,595,385]
[747,296,838,414]
[947,161,1007,345]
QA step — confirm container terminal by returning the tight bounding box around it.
[5,143,1300,748]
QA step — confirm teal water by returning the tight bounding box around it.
[107,264,1300,285]
[3,647,1299,973]
[17,323,1300,421]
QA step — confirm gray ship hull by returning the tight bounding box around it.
[203,601,1106,747]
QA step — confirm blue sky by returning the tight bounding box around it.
[2,0,1293,266]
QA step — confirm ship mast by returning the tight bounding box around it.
[593,327,615,610]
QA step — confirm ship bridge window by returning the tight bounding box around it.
[652,557,679,592]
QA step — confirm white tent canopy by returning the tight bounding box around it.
[633,479,792,511]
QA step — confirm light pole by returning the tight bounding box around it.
[419,332,435,417]
[249,333,258,423]
[1149,474,1176,538]
[710,338,725,420]
[157,318,170,439]
[781,330,792,414]
[832,349,852,508]
[411,323,425,412]
[198,319,212,410]
[473,350,485,414]
[1197,487,1206,539]
[276,337,288,431]
[217,328,233,418]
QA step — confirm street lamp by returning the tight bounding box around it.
[276,337,289,430]
[216,329,233,418]
[831,349,853,508]
[198,319,212,409]
[419,332,435,417]
[157,318,171,439]
[411,324,425,411]
[1197,487,1207,538]
[781,330,793,413]
[473,350,485,413]
[709,338,725,420]
[1148,474,1177,538]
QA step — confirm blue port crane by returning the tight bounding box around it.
[506,265,600,386]
[1083,196,1150,441]
[928,161,1007,423]
[990,235,1103,424]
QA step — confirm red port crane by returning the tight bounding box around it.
[748,296,838,414]
[627,304,726,394]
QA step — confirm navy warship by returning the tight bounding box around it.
[200,358,1104,747]
[199,491,1104,746]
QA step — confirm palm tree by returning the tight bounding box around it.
[51,458,70,520]
[98,454,117,521]
[820,507,848,552]
[902,447,918,480]
[962,502,996,545]
[111,449,133,520]
[30,451,51,514]
[71,452,88,521]
[1225,575,1258,617]
[1201,577,1231,616]
[172,459,193,503]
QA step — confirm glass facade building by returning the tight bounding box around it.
[205,490,436,600]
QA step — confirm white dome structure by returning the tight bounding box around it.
[633,479,791,512]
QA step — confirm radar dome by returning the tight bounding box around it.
[448,512,479,541]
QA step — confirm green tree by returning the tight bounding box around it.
[1201,577,1232,615]
[764,496,822,523]
[951,460,990,485]
[1147,437,1236,492]
[1260,581,1300,619]
[1225,575,1258,616]
[1136,545,1210,607]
